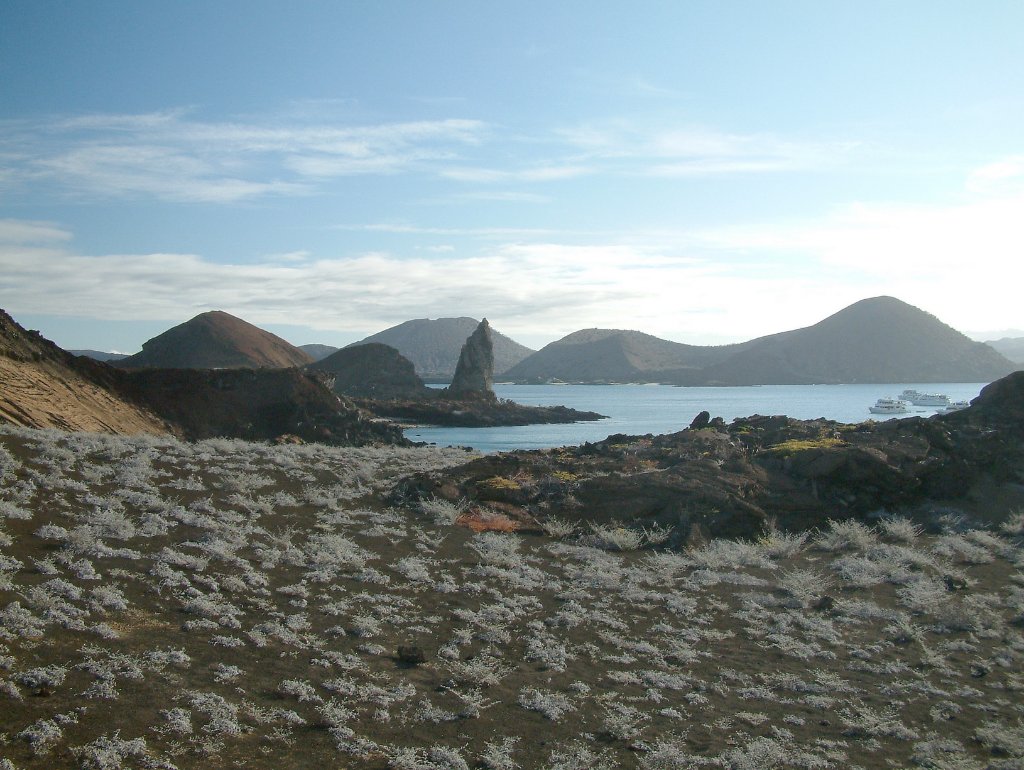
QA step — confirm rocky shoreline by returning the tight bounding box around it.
[354,394,607,428]
[395,371,1024,539]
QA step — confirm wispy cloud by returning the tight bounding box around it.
[440,164,591,183]
[557,121,855,176]
[1,111,488,203]
[0,219,810,344]
[4,157,1019,347]
[1,104,863,209]
[966,155,1024,194]
[0,218,73,245]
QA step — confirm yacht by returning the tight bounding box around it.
[898,389,950,407]
[941,400,970,413]
[869,397,910,414]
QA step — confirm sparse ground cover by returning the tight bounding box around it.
[1,425,1022,769]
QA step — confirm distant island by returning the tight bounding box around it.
[312,320,605,428]
[502,296,1016,385]
[347,316,535,382]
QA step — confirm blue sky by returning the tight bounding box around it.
[2,1,1022,352]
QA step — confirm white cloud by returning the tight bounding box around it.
[0,218,73,244]
[0,221,808,344]
[3,164,1020,350]
[687,172,1024,336]
[3,111,489,202]
[966,155,1024,193]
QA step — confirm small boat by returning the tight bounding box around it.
[869,397,910,414]
[941,400,970,413]
[898,389,950,407]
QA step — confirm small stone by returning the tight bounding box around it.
[811,595,835,612]
[396,645,427,667]
[689,411,711,430]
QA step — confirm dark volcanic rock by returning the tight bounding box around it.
[359,397,606,428]
[310,343,431,400]
[343,322,607,428]
[447,319,495,398]
[118,367,407,446]
[394,371,1024,538]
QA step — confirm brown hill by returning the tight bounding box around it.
[117,310,314,369]
[0,309,171,435]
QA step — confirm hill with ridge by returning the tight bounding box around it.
[69,349,130,362]
[299,343,340,361]
[501,328,748,382]
[0,309,405,445]
[117,310,314,370]
[349,317,533,381]
[690,296,1016,384]
[986,337,1024,365]
[505,297,1016,385]
[0,309,171,434]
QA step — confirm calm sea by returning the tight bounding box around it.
[404,382,989,452]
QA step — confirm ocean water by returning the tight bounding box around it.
[404,382,989,452]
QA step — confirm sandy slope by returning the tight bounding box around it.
[0,356,169,435]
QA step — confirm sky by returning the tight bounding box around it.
[2,1,1023,353]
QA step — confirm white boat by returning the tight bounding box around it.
[898,389,950,407]
[869,397,910,414]
[941,400,970,413]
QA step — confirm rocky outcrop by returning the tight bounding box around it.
[447,319,495,399]
[359,397,606,428]
[309,343,431,400]
[395,371,1024,538]
[117,310,314,370]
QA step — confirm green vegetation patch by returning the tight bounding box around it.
[764,437,847,455]
[477,475,522,491]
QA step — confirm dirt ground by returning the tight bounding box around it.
[1,425,1022,769]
